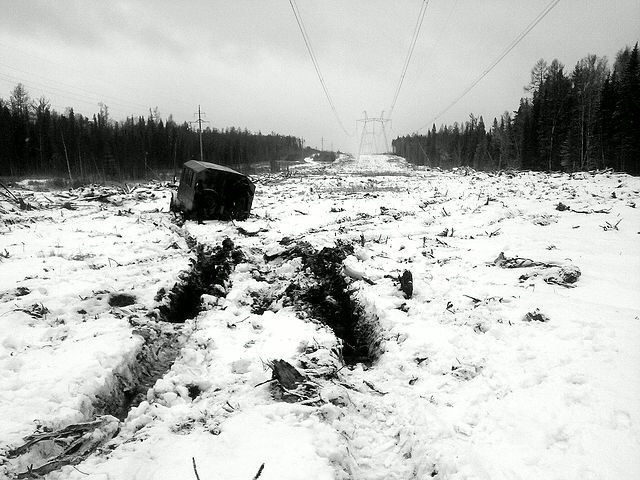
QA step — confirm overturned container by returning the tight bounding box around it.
[171,160,256,220]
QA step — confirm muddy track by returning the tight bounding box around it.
[6,238,245,479]
[258,241,383,365]
[158,237,245,323]
[282,243,431,477]
[92,321,183,421]
[253,240,432,478]
[96,237,245,419]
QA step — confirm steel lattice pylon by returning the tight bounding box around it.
[357,111,391,158]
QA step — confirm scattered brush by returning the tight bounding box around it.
[523,309,550,323]
[571,207,611,214]
[15,303,49,319]
[493,252,559,269]
[508,253,582,288]
[600,219,621,231]
[0,181,34,210]
[9,416,120,479]
[436,227,454,237]
[544,265,581,288]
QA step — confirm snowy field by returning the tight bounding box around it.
[1,155,639,480]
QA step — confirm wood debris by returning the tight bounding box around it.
[493,252,559,269]
[399,270,413,299]
[523,310,550,323]
[9,416,120,479]
[266,359,322,404]
[269,359,305,390]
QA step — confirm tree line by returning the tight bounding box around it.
[394,43,640,175]
[0,86,304,180]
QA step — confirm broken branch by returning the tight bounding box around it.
[192,457,201,480]
[253,463,266,480]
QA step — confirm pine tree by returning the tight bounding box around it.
[616,43,640,174]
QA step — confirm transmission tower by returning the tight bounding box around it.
[357,111,391,158]
[190,105,209,162]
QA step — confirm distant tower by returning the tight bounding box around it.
[357,111,391,158]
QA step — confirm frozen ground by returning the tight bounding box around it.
[1,155,639,479]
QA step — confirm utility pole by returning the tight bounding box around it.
[321,136,324,151]
[190,105,209,162]
[197,105,204,162]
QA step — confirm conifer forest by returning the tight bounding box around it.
[0,94,304,180]
[394,43,640,174]
[2,44,638,179]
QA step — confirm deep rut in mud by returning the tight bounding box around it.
[98,237,245,420]
[6,238,245,478]
[158,237,245,323]
[279,242,382,365]
[93,322,182,421]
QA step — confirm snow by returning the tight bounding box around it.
[1,156,639,479]
[0,186,189,447]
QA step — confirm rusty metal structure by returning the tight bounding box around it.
[171,160,256,220]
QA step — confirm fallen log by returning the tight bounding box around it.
[0,181,34,210]
[81,193,114,202]
[493,252,560,269]
[570,207,611,214]
[11,416,120,479]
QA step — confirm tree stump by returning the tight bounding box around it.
[270,359,305,390]
[400,270,413,299]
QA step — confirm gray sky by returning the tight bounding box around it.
[1,0,638,153]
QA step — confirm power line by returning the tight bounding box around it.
[388,0,430,118]
[0,72,118,110]
[289,0,350,135]
[420,0,459,73]
[417,0,561,132]
[390,0,457,126]
[288,0,350,136]
[0,77,68,113]
[0,41,195,111]
[0,62,150,111]
[0,71,146,121]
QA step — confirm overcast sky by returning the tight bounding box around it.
[1,0,638,152]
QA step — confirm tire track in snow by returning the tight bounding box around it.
[243,236,437,479]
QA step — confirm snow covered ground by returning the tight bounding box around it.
[1,155,639,479]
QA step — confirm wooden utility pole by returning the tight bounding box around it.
[172,136,179,181]
[197,105,204,162]
[60,131,73,182]
[190,105,209,162]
